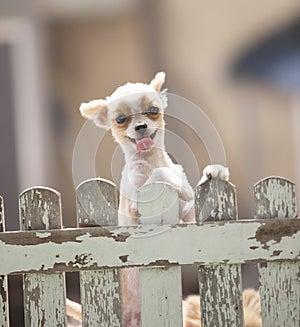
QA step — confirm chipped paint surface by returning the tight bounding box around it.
[76,179,118,227]
[80,269,121,326]
[0,276,8,327]
[19,187,62,230]
[24,273,66,326]
[36,232,51,239]
[195,179,237,221]
[0,220,299,274]
[259,261,300,326]
[199,264,243,326]
[0,178,299,326]
[20,187,66,327]
[254,177,297,219]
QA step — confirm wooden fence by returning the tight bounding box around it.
[0,176,299,326]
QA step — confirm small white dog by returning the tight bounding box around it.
[80,72,228,225]
[71,72,229,326]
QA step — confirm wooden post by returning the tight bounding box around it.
[20,187,66,327]
[0,196,9,327]
[196,178,244,327]
[195,178,238,222]
[138,182,183,327]
[76,178,118,226]
[77,178,121,327]
[255,177,300,326]
[254,176,297,219]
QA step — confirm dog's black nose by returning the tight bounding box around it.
[135,123,148,133]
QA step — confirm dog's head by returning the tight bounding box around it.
[80,72,168,156]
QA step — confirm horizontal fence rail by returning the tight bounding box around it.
[0,176,299,327]
[0,220,299,275]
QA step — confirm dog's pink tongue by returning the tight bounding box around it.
[136,137,154,152]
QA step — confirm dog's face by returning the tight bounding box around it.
[80,72,168,156]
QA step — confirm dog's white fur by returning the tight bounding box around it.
[67,72,229,326]
[80,72,228,225]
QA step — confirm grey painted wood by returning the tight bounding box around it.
[20,187,66,327]
[80,269,121,327]
[19,187,63,230]
[0,219,299,274]
[256,177,299,326]
[23,273,66,327]
[254,177,297,219]
[0,196,9,327]
[196,178,244,326]
[259,261,300,326]
[76,178,118,226]
[198,264,244,327]
[138,182,182,326]
[195,178,237,222]
[140,267,182,327]
[77,178,122,327]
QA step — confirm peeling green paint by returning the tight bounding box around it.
[0,221,299,275]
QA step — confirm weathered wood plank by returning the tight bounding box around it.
[138,182,179,225]
[259,261,300,326]
[198,264,243,326]
[138,182,182,326]
[77,178,122,327]
[255,177,299,326]
[76,178,118,226]
[195,178,237,222]
[0,196,9,327]
[196,178,244,326]
[20,187,66,327]
[0,220,299,274]
[254,177,297,219]
[23,273,66,326]
[80,269,121,327]
[140,267,182,327]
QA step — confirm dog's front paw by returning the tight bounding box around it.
[199,164,229,185]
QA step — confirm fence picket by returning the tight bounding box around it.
[76,178,121,327]
[138,182,183,327]
[198,264,244,326]
[195,178,237,222]
[254,176,297,219]
[138,182,179,225]
[196,178,244,326]
[0,196,9,327]
[259,261,300,326]
[255,177,299,326]
[76,178,118,226]
[140,266,182,327]
[20,187,66,327]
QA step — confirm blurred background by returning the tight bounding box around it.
[1,0,299,325]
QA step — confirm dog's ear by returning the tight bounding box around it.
[150,72,166,92]
[80,99,109,128]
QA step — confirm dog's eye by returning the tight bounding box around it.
[147,106,159,115]
[115,114,128,125]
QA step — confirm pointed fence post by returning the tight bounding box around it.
[0,196,9,327]
[138,182,183,327]
[76,178,121,327]
[20,187,66,327]
[255,177,300,326]
[195,178,237,222]
[195,178,244,326]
